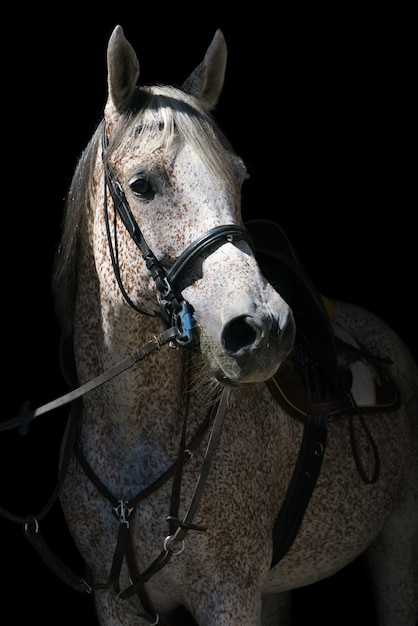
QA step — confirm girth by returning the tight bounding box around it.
[244,218,401,566]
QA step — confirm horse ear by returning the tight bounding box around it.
[181,29,227,110]
[106,25,140,113]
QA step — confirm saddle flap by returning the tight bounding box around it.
[246,219,338,385]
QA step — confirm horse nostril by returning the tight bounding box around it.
[222,316,259,354]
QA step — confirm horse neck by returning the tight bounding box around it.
[70,185,207,473]
[73,266,190,457]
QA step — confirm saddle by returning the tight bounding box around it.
[246,219,401,568]
[245,219,400,416]
[267,332,400,422]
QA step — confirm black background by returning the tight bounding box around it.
[1,7,414,624]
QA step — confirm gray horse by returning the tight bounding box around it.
[46,26,418,625]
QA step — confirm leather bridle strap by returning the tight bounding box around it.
[165,225,255,288]
[102,126,169,302]
[0,327,178,435]
[102,122,254,344]
[165,387,230,548]
[115,388,231,604]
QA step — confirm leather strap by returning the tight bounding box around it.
[270,411,327,568]
[116,388,230,603]
[0,327,178,435]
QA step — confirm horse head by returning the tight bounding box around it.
[62,26,295,388]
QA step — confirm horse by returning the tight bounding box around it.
[6,25,417,626]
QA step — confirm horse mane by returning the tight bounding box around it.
[52,122,102,333]
[52,84,238,334]
[106,85,237,182]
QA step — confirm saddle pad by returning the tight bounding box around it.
[267,324,400,421]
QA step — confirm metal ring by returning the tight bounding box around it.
[146,614,159,625]
[23,516,39,535]
[314,442,324,456]
[163,535,185,556]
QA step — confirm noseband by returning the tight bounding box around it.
[102,125,254,344]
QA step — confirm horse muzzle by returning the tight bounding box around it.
[201,309,295,386]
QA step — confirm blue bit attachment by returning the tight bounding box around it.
[175,301,196,345]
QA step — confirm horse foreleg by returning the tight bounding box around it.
[261,591,292,626]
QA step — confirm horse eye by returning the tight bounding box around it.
[129,175,153,197]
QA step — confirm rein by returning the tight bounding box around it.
[0,128,252,624]
[71,385,231,623]
[0,324,230,624]
[0,327,178,435]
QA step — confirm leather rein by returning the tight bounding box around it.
[0,124,255,624]
[1,330,230,625]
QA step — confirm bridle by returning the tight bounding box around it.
[102,124,254,345]
[0,122,257,625]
